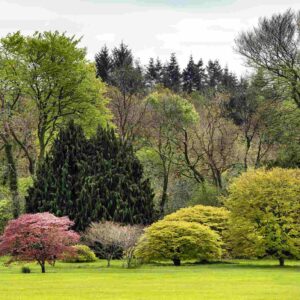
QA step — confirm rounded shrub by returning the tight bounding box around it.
[21,266,31,273]
[63,245,97,263]
[134,220,221,266]
[164,205,229,235]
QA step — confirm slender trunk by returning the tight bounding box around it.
[107,257,111,267]
[40,262,46,273]
[244,137,251,171]
[4,143,20,218]
[279,257,285,267]
[172,257,181,266]
[160,172,169,216]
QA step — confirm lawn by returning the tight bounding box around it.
[0,258,299,300]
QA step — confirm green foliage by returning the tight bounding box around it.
[189,183,221,207]
[225,168,300,266]
[135,220,221,266]
[0,200,12,234]
[26,121,155,231]
[164,204,229,235]
[63,245,97,263]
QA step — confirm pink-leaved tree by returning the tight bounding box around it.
[0,212,79,273]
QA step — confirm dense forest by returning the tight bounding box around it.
[0,8,299,230]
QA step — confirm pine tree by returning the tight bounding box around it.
[182,56,204,93]
[196,59,206,91]
[112,42,133,68]
[26,122,155,231]
[206,60,223,89]
[95,45,112,82]
[162,53,181,92]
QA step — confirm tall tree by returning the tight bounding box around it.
[0,31,110,165]
[235,9,300,108]
[26,122,155,231]
[162,53,181,92]
[95,45,112,82]
[206,60,223,89]
[182,56,200,93]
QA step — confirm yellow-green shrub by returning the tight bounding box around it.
[135,220,221,266]
[225,168,300,266]
[63,244,97,263]
[164,205,229,234]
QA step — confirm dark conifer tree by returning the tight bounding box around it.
[26,121,87,222]
[206,59,223,89]
[26,122,155,231]
[95,45,112,82]
[162,53,181,92]
[182,56,202,93]
[196,59,206,91]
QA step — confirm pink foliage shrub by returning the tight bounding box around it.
[0,212,79,273]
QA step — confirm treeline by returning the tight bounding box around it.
[95,43,238,94]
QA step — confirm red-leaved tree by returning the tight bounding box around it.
[0,213,79,273]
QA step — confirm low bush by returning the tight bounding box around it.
[135,220,221,266]
[21,266,31,273]
[63,245,97,263]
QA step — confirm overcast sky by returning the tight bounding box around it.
[0,0,299,75]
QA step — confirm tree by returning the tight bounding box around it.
[26,122,155,231]
[0,31,110,164]
[142,89,198,214]
[83,221,143,267]
[162,53,181,92]
[225,168,300,266]
[235,9,300,108]
[0,212,79,273]
[134,220,221,266]
[102,43,146,142]
[206,60,223,90]
[95,45,112,82]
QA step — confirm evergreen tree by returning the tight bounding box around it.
[112,42,133,68]
[26,122,155,231]
[206,60,223,89]
[95,45,112,82]
[162,53,181,92]
[221,66,238,91]
[196,59,206,91]
[182,56,196,93]
[26,121,87,221]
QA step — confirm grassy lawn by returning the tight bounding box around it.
[0,258,299,300]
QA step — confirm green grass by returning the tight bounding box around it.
[0,258,299,300]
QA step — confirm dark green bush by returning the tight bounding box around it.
[21,266,31,273]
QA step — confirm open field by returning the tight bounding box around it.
[0,259,299,300]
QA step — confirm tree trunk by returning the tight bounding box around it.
[41,262,46,273]
[107,257,111,267]
[4,143,20,218]
[160,176,168,216]
[279,257,285,267]
[172,258,181,266]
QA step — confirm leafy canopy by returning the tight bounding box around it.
[225,168,300,266]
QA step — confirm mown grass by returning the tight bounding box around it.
[0,257,299,300]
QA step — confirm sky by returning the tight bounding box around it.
[0,0,299,76]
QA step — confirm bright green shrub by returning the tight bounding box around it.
[225,168,300,266]
[134,220,221,266]
[164,205,229,235]
[63,245,97,263]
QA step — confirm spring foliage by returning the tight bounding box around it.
[225,168,300,266]
[135,220,221,266]
[164,205,229,235]
[63,245,97,263]
[0,213,79,272]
